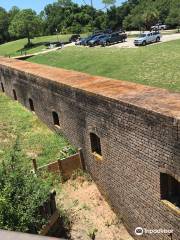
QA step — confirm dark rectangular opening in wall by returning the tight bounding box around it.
[13,89,17,100]
[160,173,180,208]
[29,98,35,112]
[1,82,4,92]
[90,133,102,156]
[52,111,60,126]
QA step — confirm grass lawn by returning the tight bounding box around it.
[0,34,87,57]
[0,92,74,167]
[29,40,180,92]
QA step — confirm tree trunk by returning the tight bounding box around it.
[27,30,31,46]
[27,36,31,46]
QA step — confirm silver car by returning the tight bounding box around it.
[134,31,161,46]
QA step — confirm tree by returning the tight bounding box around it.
[81,0,115,8]
[42,0,107,34]
[42,0,79,34]
[1,0,177,42]
[107,2,132,30]
[154,0,171,23]
[166,1,180,32]
[8,6,20,22]
[102,0,116,9]
[142,9,159,30]
[9,9,43,46]
[0,7,9,44]
[123,0,160,30]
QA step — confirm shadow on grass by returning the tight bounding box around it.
[17,42,48,54]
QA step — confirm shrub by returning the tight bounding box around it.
[0,137,52,233]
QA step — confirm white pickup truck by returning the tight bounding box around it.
[151,24,167,30]
[134,31,161,46]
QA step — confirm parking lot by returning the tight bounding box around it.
[74,31,180,49]
[102,33,180,48]
[110,33,180,48]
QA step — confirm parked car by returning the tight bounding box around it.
[88,34,108,47]
[69,34,81,42]
[134,31,161,46]
[151,24,167,30]
[80,34,101,46]
[100,32,127,46]
[79,35,95,46]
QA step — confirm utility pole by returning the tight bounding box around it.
[90,0,93,7]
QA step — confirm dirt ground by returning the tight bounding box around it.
[57,175,134,240]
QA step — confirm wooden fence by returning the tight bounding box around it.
[32,149,84,180]
[28,191,58,236]
[39,191,57,220]
[39,191,59,237]
[30,149,85,237]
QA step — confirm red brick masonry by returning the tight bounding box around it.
[0,57,179,240]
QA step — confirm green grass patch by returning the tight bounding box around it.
[0,34,87,57]
[0,92,74,167]
[28,40,180,91]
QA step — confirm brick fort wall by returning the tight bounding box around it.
[0,57,179,240]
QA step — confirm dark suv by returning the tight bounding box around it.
[80,34,101,46]
[88,34,108,47]
[100,32,127,46]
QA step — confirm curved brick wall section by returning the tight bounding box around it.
[0,57,179,240]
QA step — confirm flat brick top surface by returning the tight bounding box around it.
[1,57,180,120]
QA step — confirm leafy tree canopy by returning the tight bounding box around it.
[9,9,43,46]
[0,0,180,44]
[0,7,9,43]
[166,0,180,30]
